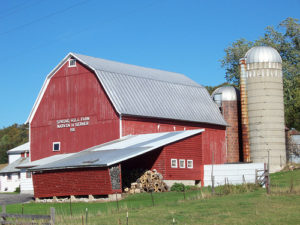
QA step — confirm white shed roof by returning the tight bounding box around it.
[7,142,30,154]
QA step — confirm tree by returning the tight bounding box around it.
[221,17,300,130]
[0,124,29,164]
[205,82,233,95]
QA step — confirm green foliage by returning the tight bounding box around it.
[220,38,253,85]
[0,123,29,163]
[205,82,234,95]
[215,183,259,195]
[15,186,20,193]
[5,170,300,225]
[170,182,185,192]
[221,17,300,130]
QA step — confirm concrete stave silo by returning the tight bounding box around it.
[244,46,286,172]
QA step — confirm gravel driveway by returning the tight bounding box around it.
[0,194,34,205]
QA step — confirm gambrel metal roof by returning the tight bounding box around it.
[26,53,226,126]
[30,129,204,171]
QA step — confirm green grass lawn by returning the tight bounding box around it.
[4,169,300,225]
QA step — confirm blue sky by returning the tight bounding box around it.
[0,0,299,127]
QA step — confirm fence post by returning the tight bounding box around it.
[183,185,186,200]
[85,208,88,225]
[70,197,72,216]
[267,151,270,194]
[126,211,128,225]
[2,205,6,214]
[1,205,6,224]
[50,207,55,225]
[255,169,258,185]
[280,155,282,167]
[211,176,215,195]
[115,193,119,212]
[150,190,154,207]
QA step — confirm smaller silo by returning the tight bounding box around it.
[212,86,241,163]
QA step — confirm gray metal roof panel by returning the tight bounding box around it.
[72,53,201,87]
[95,70,227,125]
[0,158,29,174]
[18,153,75,168]
[30,129,204,171]
[72,53,226,126]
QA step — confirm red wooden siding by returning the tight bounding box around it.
[122,133,202,182]
[33,167,121,198]
[161,134,202,180]
[122,116,226,164]
[30,60,119,161]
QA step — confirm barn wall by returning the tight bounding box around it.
[122,116,226,164]
[30,60,119,161]
[122,134,203,183]
[32,167,119,198]
[162,134,202,180]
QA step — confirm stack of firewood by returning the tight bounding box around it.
[124,169,168,193]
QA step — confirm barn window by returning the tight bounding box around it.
[171,159,177,168]
[7,174,11,180]
[68,59,76,67]
[179,159,185,168]
[187,160,193,169]
[53,142,60,151]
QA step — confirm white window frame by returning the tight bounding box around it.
[68,59,76,67]
[53,142,61,151]
[179,159,185,168]
[187,160,193,169]
[171,159,177,168]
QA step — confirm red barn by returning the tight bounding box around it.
[26,53,227,198]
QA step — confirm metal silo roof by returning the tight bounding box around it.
[245,46,282,64]
[211,86,239,101]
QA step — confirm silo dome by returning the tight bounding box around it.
[212,86,239,101]
[245,46,282,64]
